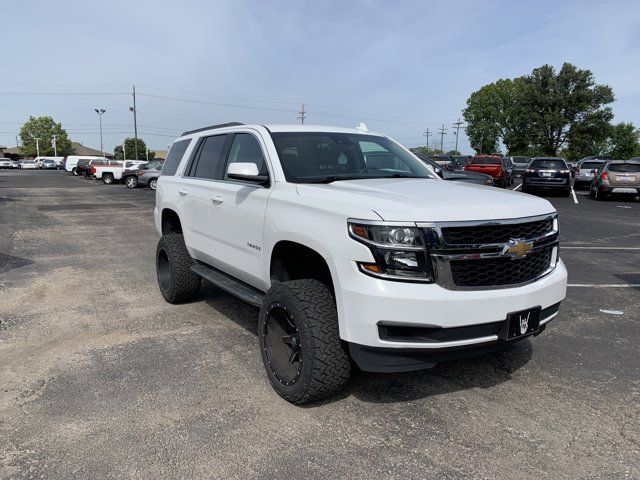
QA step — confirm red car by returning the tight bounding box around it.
[464,155,508,188]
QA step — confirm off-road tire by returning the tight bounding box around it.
[149,178,158,190]
[156,234,201,303]
[102,173,114,185]
[258,279,350,405]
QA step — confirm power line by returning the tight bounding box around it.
[0,91,128,96]
[137,92,295,113]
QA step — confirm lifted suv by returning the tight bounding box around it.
[154,123,567,404]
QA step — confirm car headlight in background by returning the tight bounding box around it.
[348,221,434,282]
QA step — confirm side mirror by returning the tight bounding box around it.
[227,162,269,185]
[435,167,444,178]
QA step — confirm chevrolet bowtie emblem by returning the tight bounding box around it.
[503,239,533,258]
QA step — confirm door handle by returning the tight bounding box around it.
[178,188,188,196]
[212,195,224,204]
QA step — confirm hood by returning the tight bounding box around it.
[296,178,555,222]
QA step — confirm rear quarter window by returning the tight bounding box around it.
[162,139,192,176]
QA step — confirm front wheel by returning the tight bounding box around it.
[149,178,158,190]
[102,173,114,185]
[71,167,77,175]
[259,279,350,405]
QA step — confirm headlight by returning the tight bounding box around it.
[348,221,434,282]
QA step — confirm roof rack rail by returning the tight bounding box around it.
[181,122,244,136]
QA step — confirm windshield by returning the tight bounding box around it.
[270,132,434,183]
[608,163,640,173]
[469,157,501,165]
[580,161,602,170]
[531,159,566,169]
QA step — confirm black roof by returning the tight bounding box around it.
[181,122,244,137]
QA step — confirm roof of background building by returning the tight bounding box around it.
[2,142,114,158]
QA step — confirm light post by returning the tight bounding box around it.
[94,108,107,157]
[29,132,41,157]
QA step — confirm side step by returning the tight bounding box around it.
[191,261,265,308]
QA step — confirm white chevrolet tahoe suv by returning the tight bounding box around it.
[154,122,567,404]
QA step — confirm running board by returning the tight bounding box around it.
[191,262,265,307]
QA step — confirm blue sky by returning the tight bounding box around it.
[1,0,639,153]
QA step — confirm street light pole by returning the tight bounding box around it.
[94,108,107,157]
[29,132,40,157]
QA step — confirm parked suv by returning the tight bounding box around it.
[522,157,571,196]
[589,161,640,200]
[154,123,567,404]
[574,159,606,189]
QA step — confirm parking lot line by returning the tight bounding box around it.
[571,187,578,204]
[568,284,640,288]
[512,183,522,191]
[562,246,640,250]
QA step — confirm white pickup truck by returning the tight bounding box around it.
[92,160,147,184]
[154,123,567,404]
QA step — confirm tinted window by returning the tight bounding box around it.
[608,163,640,173]
[470,157,501,165]
[271,132,432,183]
[581,161,602,170]
[512,157,531,164]
[530,159,566,169]
[162,138,192,176]
[191,135,228,179]
[225,133,267,178]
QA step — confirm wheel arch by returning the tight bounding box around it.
[269,240,334,293]
[161,208,183,235]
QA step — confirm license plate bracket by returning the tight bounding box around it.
[504,307,541,340]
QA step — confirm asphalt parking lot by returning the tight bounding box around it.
[1,170,638,479]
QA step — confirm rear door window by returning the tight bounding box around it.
[162,138,192,176]
[188,134,229,180]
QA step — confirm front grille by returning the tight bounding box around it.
[449,247,552,287]
[441,218,553,245]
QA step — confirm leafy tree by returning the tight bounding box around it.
[445,150,461,156]
[114,137,155,161]
[19,116,72,157]
[522,63,614,156]
[410,146,444,156]
[463,63,615,157]
[605,122,640,159]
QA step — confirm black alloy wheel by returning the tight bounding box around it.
[261,302,302,387]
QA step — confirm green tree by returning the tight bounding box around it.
[522,63,614,156]
[114,137,155,161]
[605,122,640,159]
[19,116,72,157]
[410,146,444,157]
[463,63,615,157]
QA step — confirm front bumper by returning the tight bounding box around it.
[330,257,567,353]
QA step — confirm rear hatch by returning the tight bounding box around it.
[607,163,640,188]
[578,161,603,180]
[527,159,569,184]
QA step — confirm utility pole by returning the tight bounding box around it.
[94,108,106,157]
[423,128,432,152]
[130,85,139,160]
[30,132,40,157]
[452,118,464,154]
[51,134,58,158]
[123,142,126,161]
[297,104,306,124]
[438,124,447,152]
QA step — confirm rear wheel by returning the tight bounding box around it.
[155,234,201,303]
[125,176,138,188]
[259,279,350,404]
[149,178,158,190]
[594,186,604,201]
[102,173,114,185]
[71,167,77,175]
